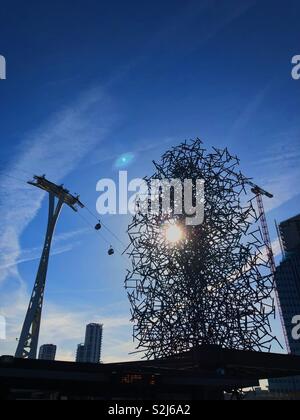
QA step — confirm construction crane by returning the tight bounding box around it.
[15,176,85,359]
[248,183,290,353]
[220,165,290,353]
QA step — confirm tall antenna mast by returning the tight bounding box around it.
[15,176,84,359]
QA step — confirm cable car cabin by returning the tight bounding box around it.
[95,223,102,231]
[108,247,115,256]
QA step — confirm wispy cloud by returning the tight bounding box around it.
[0,87,123,359]
[0,283,137,362]
[87,136,176,168]
[0,228,90,271]
[230,83,273,140]
[272,238,283,260]
[189,0,257,53]
[45,309,138,363]
[0,88,116,284]
[253,133,300,212]
[0,243,75,270]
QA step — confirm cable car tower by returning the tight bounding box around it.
[15,176,84,359]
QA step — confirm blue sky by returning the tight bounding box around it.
[0,0,300,362]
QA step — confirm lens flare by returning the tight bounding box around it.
[165,223,183,244]
[114,152,135,168]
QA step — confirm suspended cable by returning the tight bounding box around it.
[77,211,127,260]
[77,212,111,247]
[0,169,130,259]
[84,205,128,249]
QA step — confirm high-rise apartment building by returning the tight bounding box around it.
[75,323,103,364]
[269,215,300,395]
[38,344,57,361]
[76,343,86,363]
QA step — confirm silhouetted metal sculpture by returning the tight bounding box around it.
[125,139,279,360]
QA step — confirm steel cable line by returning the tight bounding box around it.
[84,205,128,249]
[77,211,127,260]
[0,169,130,259]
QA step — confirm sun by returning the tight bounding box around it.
[165,223,183,244]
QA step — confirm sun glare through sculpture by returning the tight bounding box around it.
[165,223,183,244]
[125,139,278,360]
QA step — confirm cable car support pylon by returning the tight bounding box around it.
[15,176,84,359]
